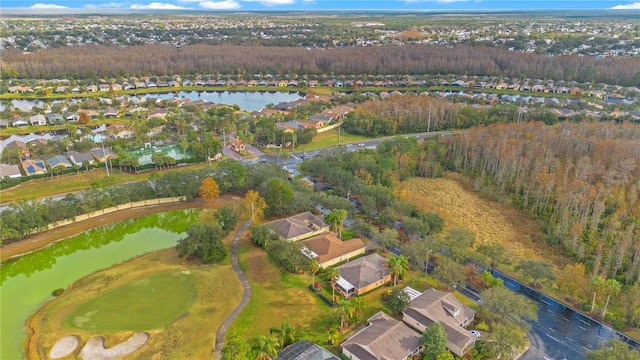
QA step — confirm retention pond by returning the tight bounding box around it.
[0,209,200,360]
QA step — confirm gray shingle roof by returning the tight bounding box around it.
[341,312,422,360]
[265,212,328,241]
[337,253,389,291]
[403,289,476,354]
[47,154,72,168]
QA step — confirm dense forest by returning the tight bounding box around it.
[2,43,640,85]
[343,94,567,136]
[443,121,640,284]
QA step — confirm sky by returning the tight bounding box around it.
[4,0,640,12]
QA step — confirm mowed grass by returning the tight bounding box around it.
[230,232,336,346]
[295,128,370,151]
[402,173,560,264]
[65,271,197,332]
[26,248,243,359]
[0,163,212,204]
[230,233,472,352]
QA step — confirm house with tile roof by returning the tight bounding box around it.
[336,253,391,298]
[6,140,30,158]
[264,211,330,242]
[341,311,422,360]
[230,138,245,152]
[402,288,477,357]
[302,232,366,269]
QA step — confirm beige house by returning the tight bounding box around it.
[336,253,391,298]
[264,211,329,242]
[302,232,366,269]
[402,288,477,357]
[341,312,422,360]
[0,163,22,178]
[230,138,245,152]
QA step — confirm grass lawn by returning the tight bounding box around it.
[26,248,242,360]
[0,162,213,204]
[65,271,197,332]
[231,231,336,348]
[294,128,370,152]
[1,169,144,203]
[231,236,472,354]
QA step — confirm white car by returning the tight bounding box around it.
[470,330,481,338]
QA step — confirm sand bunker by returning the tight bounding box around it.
[80,332,149,360]
[49,335,80,359]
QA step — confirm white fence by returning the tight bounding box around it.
[44,196,186,231]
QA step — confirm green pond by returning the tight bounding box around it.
[0,209,201,360]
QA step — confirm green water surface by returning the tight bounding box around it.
[0,209,200,360]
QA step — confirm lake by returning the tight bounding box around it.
[1,90,301,112]
[0,209,200,360]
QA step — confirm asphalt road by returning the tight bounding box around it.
[497,274,614,360]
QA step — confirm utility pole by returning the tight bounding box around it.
[101,140,109,177]
[222,128,226,158]
[517,96,523,124]
[427,101,432,133]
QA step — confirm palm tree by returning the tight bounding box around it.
[601,278,621,319]
[278,321,298,349]
[309,259,320,288]
[389,255,410,287]
[329,267,341,302]
[324,209,348,239]
[350,296,364,321]
[326,326,339,345]
[590,275,605,313]
[256,335,279,359]
[337,299,352,330]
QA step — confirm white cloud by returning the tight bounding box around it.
[85,2,128,7]
[610,2,640,9]
[198,0,240,8]
[130,2,186,8]
[242,0,295,6]
[29,3,68,8]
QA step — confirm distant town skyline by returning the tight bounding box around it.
[3,0,640,12]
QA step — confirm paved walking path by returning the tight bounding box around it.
[214,219,253,360]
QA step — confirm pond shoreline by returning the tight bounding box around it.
[0,197,216,262]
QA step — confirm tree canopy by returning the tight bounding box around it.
[586,340,640,360]
[479,287,538,330]
[199,177,220,203]
[422,322,448,360]
[176,223,227,263]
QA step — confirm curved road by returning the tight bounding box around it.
[214,219,253,360]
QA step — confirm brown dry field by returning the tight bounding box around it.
[0,196,241,262]
[403,173,561,264]
[26,248,242,360]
